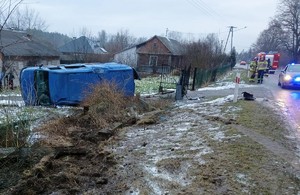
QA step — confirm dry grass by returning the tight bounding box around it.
[35,82,173,147]
[35,82,128,145]
[80,82,132,128]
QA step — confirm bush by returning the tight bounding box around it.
[80,82,130,129]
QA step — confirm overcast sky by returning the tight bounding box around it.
[27,0,279,53]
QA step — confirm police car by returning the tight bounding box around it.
[278,63,300,88]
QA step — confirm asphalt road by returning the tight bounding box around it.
[264,70,300,145]
[237,64,300,137]
[232,64,300,155]
[187,64,300,156]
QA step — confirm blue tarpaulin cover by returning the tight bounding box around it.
[20,62,136,106]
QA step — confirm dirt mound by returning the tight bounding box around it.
[0,85,171,194]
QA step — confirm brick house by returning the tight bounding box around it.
[0,29,60,88]
[114,35,185,73]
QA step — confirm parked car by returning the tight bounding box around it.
[278,63,300,88]
[20,62,140,106]
[240,61,247,65]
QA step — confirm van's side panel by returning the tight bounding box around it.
[102,69,135,96]
[49,72,100,105]
[20,63,137,106]
[99,64,135,96]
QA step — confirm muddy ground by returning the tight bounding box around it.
[1,87,300,194]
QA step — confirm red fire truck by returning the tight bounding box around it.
[265,52,280,74]
[256,51,280,74]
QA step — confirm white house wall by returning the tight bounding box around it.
[114,47,137,68]
[3,59,60,88]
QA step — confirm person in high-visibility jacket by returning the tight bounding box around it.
[249,57,257,82]
[257,54,268,84]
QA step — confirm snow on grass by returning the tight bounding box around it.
[114,85,246,193]
[0,91,22,97]
[0,70,252,193]
[197,82,259,92]
[201,94,234,105]
[0,100,25,107]
[121,75,256,192]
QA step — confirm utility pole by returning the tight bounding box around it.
[230,26,236,53]
[223,26,236,53]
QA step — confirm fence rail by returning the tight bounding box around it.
[136,63,232,97]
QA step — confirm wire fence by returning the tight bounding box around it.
[192,63,232,88]
[137,63,232,94]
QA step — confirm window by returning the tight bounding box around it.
[149,56,158,66]
[18,61,23,70]
[153,42,157,48]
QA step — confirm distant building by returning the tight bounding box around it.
[59,36,109,64]
[0,29,60,88]
[114,35,185,73]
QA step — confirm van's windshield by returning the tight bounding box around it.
[35,70,50,105]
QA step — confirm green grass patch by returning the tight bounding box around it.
[135,75,179,94]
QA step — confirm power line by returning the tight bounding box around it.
[185,0,228,25]
[186,0,214,18]
[196,0,224,19]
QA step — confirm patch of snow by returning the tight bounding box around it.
[198,82,259,91]
[27,132,47,144]
[236,173,251,193]
[145,177,163,195]
[143,164,191,187]
[0,93,21,97]
[0,100,25,107]
[201,95,234,105]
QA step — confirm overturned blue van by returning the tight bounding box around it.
[20,62,140,106]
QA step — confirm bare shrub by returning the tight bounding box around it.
[35,82,138,146]
[36,81,174,147]
[80,81,129,129]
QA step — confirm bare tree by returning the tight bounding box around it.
[105,29,137,53]
[253,19,284,53]
[97,30,107,47]
[168,31,183,41]
[5,5,47,31]
[0,0,24,91]
[276,0,300,62]
[183,33,224,69]
[0,0,23,32]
